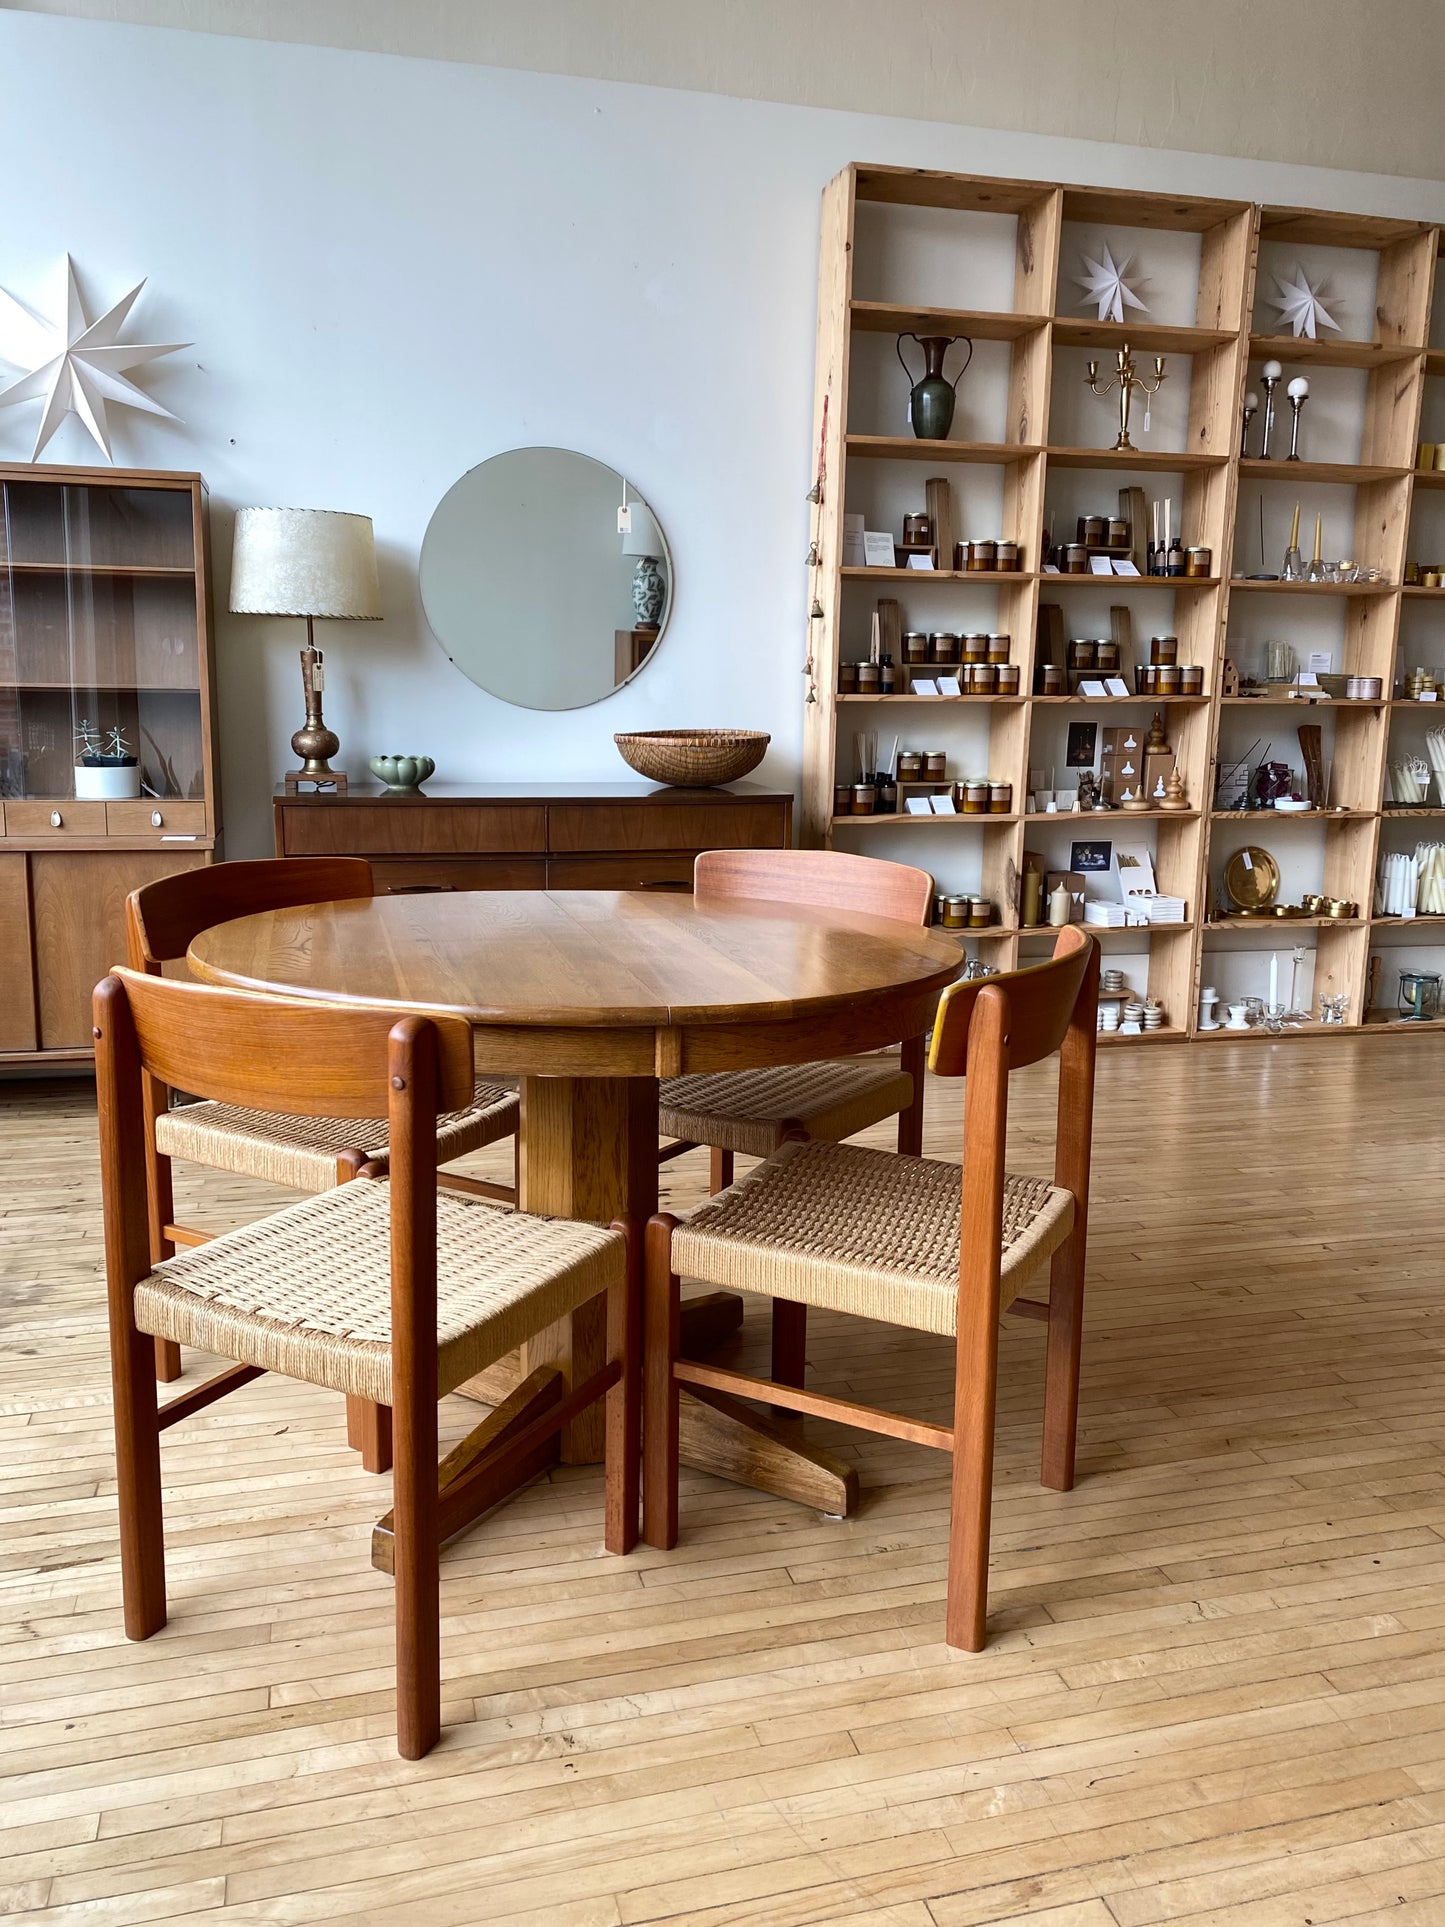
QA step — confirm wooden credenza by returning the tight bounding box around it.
[272,781,794,893]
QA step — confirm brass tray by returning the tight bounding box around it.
[1224,845,1280,911]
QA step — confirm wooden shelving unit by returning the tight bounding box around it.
[0,464,220,1068]
[803,164,1444,1041]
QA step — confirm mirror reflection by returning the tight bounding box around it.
[420,447,672,711]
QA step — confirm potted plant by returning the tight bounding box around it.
[74,721,141,800]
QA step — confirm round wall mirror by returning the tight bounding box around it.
[419,447,673,711]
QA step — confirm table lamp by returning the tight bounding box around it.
[230,507,382,793]
[620,495,666,628]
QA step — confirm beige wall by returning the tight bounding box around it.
[7,0,1444,182]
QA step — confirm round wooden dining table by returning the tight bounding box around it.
[189,888,961,1521]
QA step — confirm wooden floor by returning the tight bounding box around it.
[4,1042,1445,1926]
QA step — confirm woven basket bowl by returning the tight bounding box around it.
[614,728,770,787]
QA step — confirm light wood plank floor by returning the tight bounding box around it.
[3,1042,1445,1926]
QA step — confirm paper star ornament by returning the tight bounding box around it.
[1268,266,1341,340]
[1075,245,1149,325]
[0,255,188,460]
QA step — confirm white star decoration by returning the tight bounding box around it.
[1075,245,1149,325]
[0,255,188,460]
[1268,266,1341,340]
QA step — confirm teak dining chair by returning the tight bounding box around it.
[657,849,934,1385]
[659,850,934,1185]
[644,926,1098,1652]
[95,966,639,1760]
[126,857,521,1435]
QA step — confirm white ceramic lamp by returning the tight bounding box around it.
[230,507,382,792]
[620,496,666,628]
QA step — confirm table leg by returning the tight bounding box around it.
[452,1074,859,1519]
[517,1075,660,1463]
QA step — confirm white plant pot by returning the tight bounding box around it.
[75,763,141,800]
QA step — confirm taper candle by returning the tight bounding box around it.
[1312,513,1323,564]
[1289,501,1301,551]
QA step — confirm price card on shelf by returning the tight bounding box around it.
[936,675,961,695]
[1089,556,1113,576]
[1078,678,1109,697]
[929,793,957,814]
[910,676,939,696]
[862,532,896,567]
[906,553,935,570]
[1112,559,1140,576]
[905,795,933,815]
[1105,676,1131,696]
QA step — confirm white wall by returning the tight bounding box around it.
[13,0,1445,181]
[2,11,1443,857]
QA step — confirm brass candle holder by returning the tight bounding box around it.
[1085,344,1166,452]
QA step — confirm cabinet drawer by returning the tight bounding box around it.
[547,802,789,854]
[6,801,108,837]
[106,801,208,838]
[281,803,547,858]
[371,857,547,894]
[548,853,695,891]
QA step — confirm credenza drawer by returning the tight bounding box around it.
[547,801,789,854]
[6,801,108,837]
[370,857,547,894]
[548,853,695,891]
[106,801,208,838]
[281,804,548,858]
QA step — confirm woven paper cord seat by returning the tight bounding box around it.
[671,1138,1073,1337]
[658,1058,914,1160]
[154,1079,520,1192]
[133,1177,622,1407]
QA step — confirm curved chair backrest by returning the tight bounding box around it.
[929,926,1097,1077]
[99,965,475,1120]
[126,856,375,970]
[695,848,934,926]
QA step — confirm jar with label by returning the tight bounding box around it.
[942,895,968,929]
[897,751,924,783]
[1080,515,1108,546]
[833,784,851,816]
[995,663,1021,695]
[970,663,997,693]
[995,539,1020,572]
[929,632,960,665]
[902,511,932,548]
[1150,635,1179,666]
[962,781,989,814]
[1095,640,1119,673]
[963,633,988,664]
[1040,664,1065,695]
[903,632,929,665]
[987,634,1010,664]
[1180,664,1205,695]
[967,538,996,571]
[1062,543,1089,574]
[1068,640,1096,671]
[1108,518,1129,549]
[923,751,947,781]
[969,897,993,928]
[1185,545,1212,577]
[838,662,859,694]
[1157,664,1182,694]
[989,781,1012,814]
[857,661,880,694]
[851,782,876,815]
[877,773,898,811]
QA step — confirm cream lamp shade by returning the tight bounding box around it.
[620,496,662,559]
[229,507,382,620]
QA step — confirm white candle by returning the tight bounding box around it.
[1269,953,1278,1007]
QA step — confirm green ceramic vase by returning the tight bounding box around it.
[896,333,974,441]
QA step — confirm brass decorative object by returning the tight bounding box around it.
[1224,846,1281,912]
[1084,343,1166,452]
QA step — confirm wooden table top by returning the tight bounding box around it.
[188,890,961,1078]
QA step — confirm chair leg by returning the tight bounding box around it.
[605,1221,641,1555]
[945,1277,1002,1654]
[897,1033,927,1156]
[153,1337,182,1384]
[346,1396,394,1474]
[391,1380,439,1760]
[642,1213,681,1550]
[770,1301,807,1390]
[110,1314,167,1641]
[708,1148,734,1194]
[1040,1233,1086,1492]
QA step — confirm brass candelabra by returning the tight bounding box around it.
[1085,343,1166,452]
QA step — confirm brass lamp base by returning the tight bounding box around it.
[286,628,347,792]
